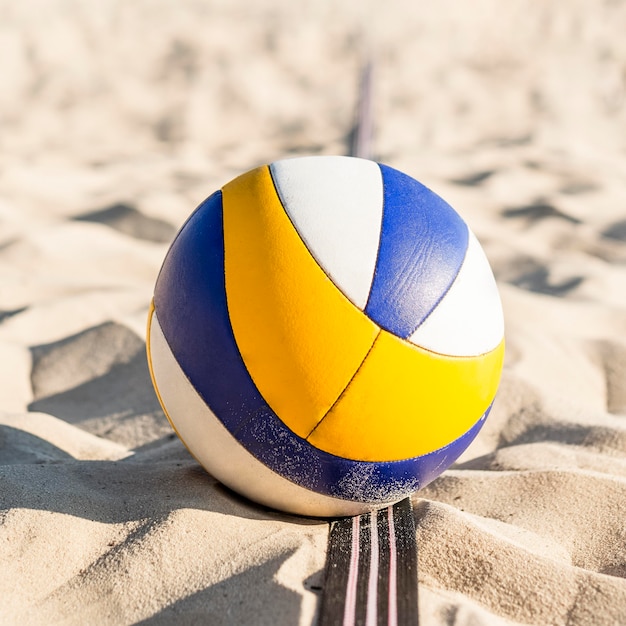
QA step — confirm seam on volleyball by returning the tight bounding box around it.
[305,328,382,441]
[219,183,273,439]
[364,162,387,313]
[147,307,206,468]
[163,190,273,442]
[404,220,471,338]
[404,335,505,360]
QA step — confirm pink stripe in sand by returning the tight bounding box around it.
[343,515,360,626]
[366,510,379,625]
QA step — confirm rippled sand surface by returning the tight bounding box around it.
[1,2,625,623]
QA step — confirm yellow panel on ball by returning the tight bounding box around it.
[222,165,379,438]
[307,331,505,462]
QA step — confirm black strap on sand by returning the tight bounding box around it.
[318,498,419,626]
[350,58,375,160]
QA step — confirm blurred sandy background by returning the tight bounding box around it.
[1,1,626,624]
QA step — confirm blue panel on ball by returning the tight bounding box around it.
[237,405,490,503]
[154,191,256,435]
[154,192,487,503]
[365,164,469,338]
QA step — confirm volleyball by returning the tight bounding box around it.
[146,156,504,517]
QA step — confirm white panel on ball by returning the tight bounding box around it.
[269,156,383,310]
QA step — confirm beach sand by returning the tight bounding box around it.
[1,1,626,623]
